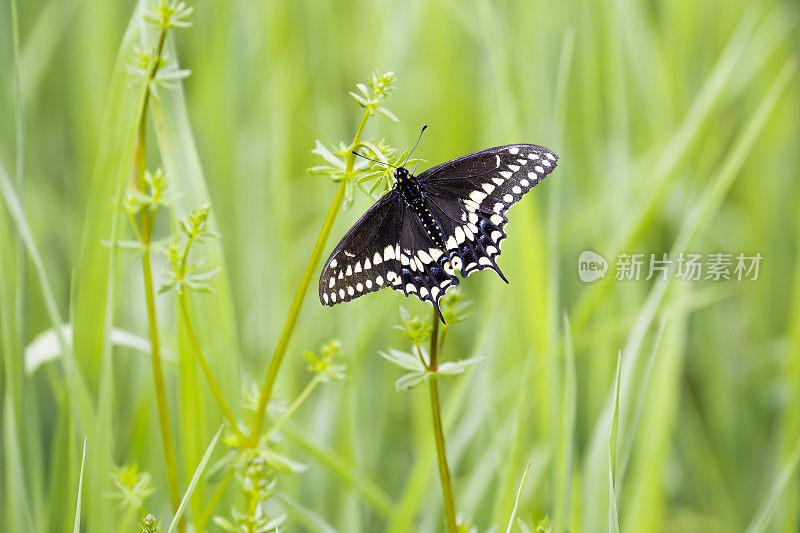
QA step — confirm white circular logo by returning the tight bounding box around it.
[578,250,608,282]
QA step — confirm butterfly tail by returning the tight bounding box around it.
[432,299,446,324]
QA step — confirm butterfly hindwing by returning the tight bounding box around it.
[392,202,460,320]
[319,191,405,306]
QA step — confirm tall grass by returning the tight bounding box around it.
[1,0,799,531]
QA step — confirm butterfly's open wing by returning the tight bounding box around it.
[319,191,406,306]
[419,144,558,278]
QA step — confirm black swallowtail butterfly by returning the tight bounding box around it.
[319,143,559,322]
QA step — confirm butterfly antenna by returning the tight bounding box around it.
[403,125,428,167]
[351,151,399,169]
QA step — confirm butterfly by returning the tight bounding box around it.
[318,142,559,322]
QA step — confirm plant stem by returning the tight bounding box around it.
[428,308,458,532]
[250,109,371,443]
[135,26,183,525]
[263,374,321,443]
[178,295,247,443]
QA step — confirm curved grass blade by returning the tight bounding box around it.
[167,424,224,533]
[72,437,87,533]
[505,461,532,533]
[609,350,622,533]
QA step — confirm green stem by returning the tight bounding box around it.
[250,109,371,443]
[178,295,247,444]
[141,248,182,517]
[135,26,183,526]
[428,308,458,531]
[262,374,321,443]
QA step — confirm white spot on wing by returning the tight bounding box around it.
[508,147,519,155]
[482,183,495,194]
[503,194,513,203]
[512,185,521,194]
[455,226,466,244]
[500,171,512,179]
[469,190,487,203]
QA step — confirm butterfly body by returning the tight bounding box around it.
[319,143,559,322]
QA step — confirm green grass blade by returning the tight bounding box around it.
[72,437,87,533]
[0,162,67,353]
[71,0,150,389]
[505,461,532,533]
[608,350,621,533]
[0,166,34,532]
[555,312,577,533]
[167,424,224,533]
[745,435,800,533]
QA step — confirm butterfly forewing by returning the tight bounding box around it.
[419,144,558,216]
[319,191,405,306]
[419,144,558,277]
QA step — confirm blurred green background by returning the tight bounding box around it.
[1,0,799,531]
